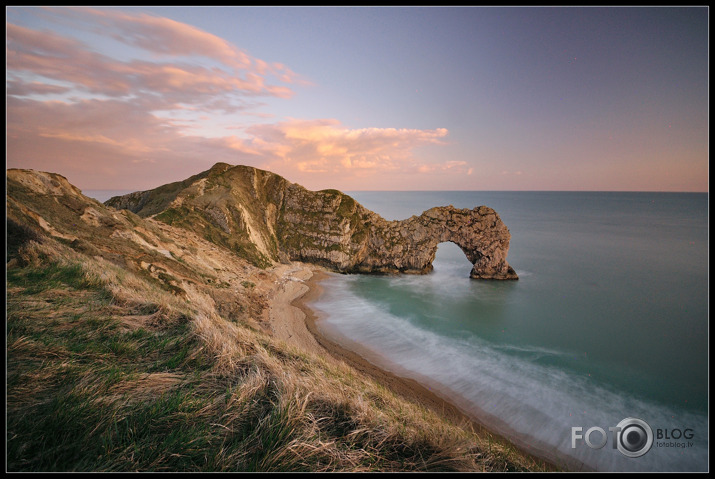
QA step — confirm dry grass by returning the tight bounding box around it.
[7,233,552,472]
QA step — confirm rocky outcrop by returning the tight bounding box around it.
[106,163,517,280]
[357,205,518,280]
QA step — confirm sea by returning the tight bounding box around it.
[306,191,709,472]
[87,188,709,472]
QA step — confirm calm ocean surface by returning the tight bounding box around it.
[307,191,708,472]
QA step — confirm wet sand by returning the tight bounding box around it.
[273,263,570,471]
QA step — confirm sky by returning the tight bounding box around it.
[5,6,709,192]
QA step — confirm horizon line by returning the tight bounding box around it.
[81,187,709,195]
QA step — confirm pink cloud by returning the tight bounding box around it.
[82,8,253,68]
[6,10,457,192]
[45,7,307,86]
[6,80,71,97]
[6,94,246,189]
[7,16,295,106]
[7,92,457,191]
[245,119,449,173]
[7,23,113,93]
[225,119,463,189]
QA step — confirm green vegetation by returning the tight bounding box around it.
[231,241,273,270]
[106,169,213,217]
[154,206,273,269]
[154,206,192,227]
[6,237,551,472]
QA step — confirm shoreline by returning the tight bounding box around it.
[285,264,577,472]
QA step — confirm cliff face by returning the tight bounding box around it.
[6,167,273,326]
[106,163,517,280]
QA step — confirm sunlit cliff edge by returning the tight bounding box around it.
[105,162,517,280]
[6,165,541,472]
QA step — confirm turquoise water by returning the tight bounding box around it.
[308,192,708,472]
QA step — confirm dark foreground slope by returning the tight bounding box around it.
[106,163,517,279]
[6,167,543,472]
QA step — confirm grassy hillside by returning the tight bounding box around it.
[6,169,554,472]
[105,163,372,271]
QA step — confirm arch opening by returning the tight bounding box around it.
[432,241,474,278]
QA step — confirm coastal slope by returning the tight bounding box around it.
[106,163,518,280]
[6,167,543,472]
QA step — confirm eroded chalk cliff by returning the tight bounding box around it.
[106,163,517,280]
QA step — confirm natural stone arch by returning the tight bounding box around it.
[410,205,518,280]
[343,205,518,280]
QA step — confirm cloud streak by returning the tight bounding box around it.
[245,119,450,173]
[6,17,293,107]
[7,8,455,191]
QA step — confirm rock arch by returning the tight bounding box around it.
[397,205,518,280]
[324,204,519,280]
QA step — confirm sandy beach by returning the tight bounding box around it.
[267,262,479,424]
[266,263,323,353]
[266,261,563,471]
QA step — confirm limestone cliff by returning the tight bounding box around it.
[106,163,517,280]
[6,167,272,326]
